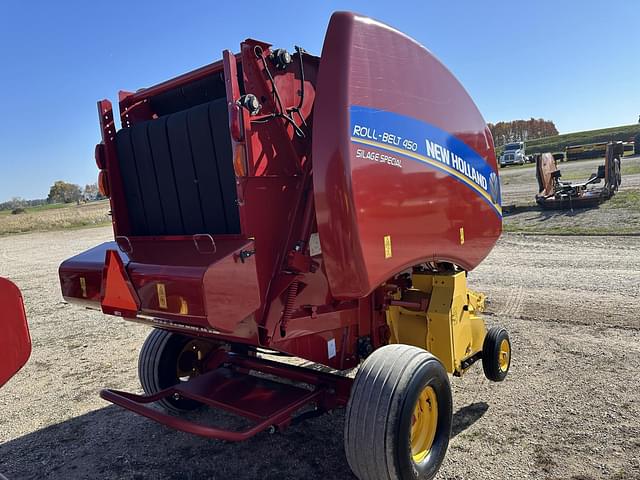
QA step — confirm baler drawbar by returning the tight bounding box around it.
[59,11,510,480]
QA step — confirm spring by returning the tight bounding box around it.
[279,280,299,337]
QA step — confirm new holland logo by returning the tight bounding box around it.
[489,172,501,206]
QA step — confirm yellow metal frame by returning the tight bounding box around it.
[386,271,486,375]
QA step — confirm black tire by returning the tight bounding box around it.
[482,326,511,382]
[613,157,621,190]
[138,329,208,412]
[344,344,452,480]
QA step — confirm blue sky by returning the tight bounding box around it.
[1,0,638,201]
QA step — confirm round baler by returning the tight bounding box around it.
[59,12,510,480]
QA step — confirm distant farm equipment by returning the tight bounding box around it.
[552,152,566,163]
[535,142,623,209]
[623,141,635,156]
[565,140,634,161]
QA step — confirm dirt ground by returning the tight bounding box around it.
[501,155,640,234]
[1,226,638,480]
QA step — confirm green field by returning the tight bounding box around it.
[0,202,68,216]
[0,200,111,235]
[519,123,640,155]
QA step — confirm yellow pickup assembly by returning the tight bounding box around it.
[386,271,495,376]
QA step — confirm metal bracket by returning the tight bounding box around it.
[238,249,256,263]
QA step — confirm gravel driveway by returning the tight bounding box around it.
[0,227,638,479]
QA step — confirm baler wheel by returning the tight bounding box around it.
[482,326,511,382]
[138,329,214,412]
[344,344,452,480]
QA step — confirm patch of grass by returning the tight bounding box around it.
[554,169,601,181]
[524,124,640,155]
[499,164,536,174]
[533,158,639,182]
[0,202,67,214]
[503,217,640,235]
[0,202,69,216]
[25,202,68,212]
[502,194,640,234]
[0,200,111,236]
[621,163,640,176]
[603,190,640,212]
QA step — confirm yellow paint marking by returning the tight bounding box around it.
[384,235,393,259]
[79,277,87,298]
[459,227,465,245]
[157,283,168,309]
[179,297,189,315]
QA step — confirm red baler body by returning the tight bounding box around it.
[59,12,501,371]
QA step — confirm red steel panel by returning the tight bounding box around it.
[0,278,31,387]
[269,305,361,370]
[313,12,501,299]
[119,58,227,109]
[59,242,118,306]
[202,239,260,334]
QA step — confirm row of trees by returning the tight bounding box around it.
[0,182,104,211]
[488,118,559,147]
[0,197,48,211]
[46,181,102,204]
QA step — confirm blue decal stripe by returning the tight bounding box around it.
[351,136,502,216]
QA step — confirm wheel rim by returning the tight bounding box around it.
[410,385,438,463]
[498,338,510,372]
[176,339,214,381]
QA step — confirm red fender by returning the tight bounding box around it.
[0,277,31,387]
